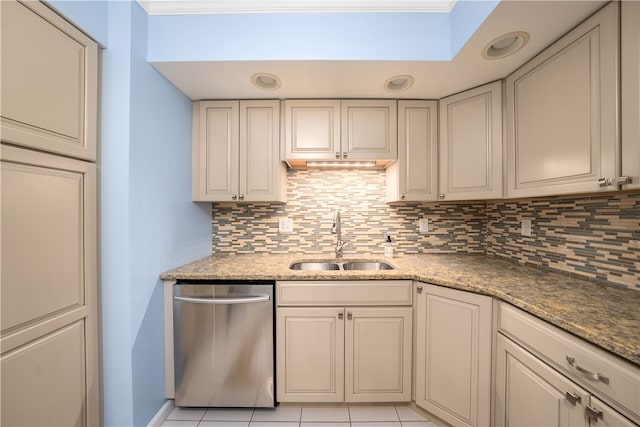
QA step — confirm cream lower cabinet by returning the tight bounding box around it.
[415,283,492,427]
[192,100,286,202]
[438,81,503,201]
[506,2,619,197]
[276,280,412,403]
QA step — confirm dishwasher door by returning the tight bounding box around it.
[173,282,274,407]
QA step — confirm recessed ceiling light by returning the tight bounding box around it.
[482,31,529,60]
[251,73,281,90]
[384,75,414,92]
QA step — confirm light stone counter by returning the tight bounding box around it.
[161,253,640,366]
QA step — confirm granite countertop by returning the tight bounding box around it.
[161,253,640,366]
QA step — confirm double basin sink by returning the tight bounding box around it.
[290,260,394,271]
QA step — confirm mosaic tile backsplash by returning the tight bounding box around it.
[211,169,640,290]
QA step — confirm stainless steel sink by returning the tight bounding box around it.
[290,261,340,271]
[342,261,394,271]
[290,260,394,271]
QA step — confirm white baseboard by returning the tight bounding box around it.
[147,399,175,427]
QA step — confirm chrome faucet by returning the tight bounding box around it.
[331,210,346,258]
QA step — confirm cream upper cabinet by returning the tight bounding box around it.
[284,100,341,160]
[439,81,503,201]
[192,100,286,203]
[506,2,619,198]
[386,101,438,203]
[415,283,492,427]
[0,0,98,161]
[284,100,397,162]
[621,0,640,190]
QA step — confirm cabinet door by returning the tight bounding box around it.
[495,335,589,427]
[506,2,619,198]
[439,81,503,201]
[416,284,492,427]
[239,100,286,202]
[586,397,637,427]
[386,101,438,203]
[192,101,240,201]
[276,307,345,402]
[284,100,341,160]
[345,307,412,402]
[0,0,98,161]
[621,0,640,190]
[1,145,99,426]
[341,100,397,160]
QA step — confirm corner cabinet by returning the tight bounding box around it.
[496,302,639,426]
[621,0,640,190]
[284,100,397,163]
[506,2,619,198]
[438,81,503,201]
[192,100,286,203]
[386,100,438,203]
[415,283,492,427]
[276,281,412,403]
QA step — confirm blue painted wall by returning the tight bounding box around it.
[44,1,211,426]
[46,0,109,46]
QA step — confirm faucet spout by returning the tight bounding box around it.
[331,210,345,258]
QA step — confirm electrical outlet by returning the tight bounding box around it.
[419,218,429,233]
[279,218,293,233]
[521,219,532,237]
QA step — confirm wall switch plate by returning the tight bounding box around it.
[419,218,429,233]
[521,219,532,237]
[279,218,293,233]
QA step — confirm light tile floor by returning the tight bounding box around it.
[163,405,440,427]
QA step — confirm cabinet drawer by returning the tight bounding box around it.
[498,302,640,418]
[277,281,412,306]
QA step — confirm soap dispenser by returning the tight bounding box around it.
[384,235,394,258]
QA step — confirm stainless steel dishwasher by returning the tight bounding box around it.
[173,281,274,407]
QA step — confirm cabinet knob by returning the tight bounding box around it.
[565,392,581,406]
[335,152,340,158]
[347,312,352,320]
[439,194,445,199]
[238,194,245,200]
[585,406,603,422]
[417,285,423,294]
[231,194,237,200]
[401,193,406,200]
[598,177,612,187]
[617,176,632,186]
[342,152,347,159]
[338,312,343,319]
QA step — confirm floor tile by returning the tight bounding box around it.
[351,423,402,427]
[401,422,439,427]
[166,407,206,421]
[252,405,301,422]
[202,408,254,421]
[349,406,399,422]
[199,422,249,427]
[301,406,350,422]
[395,407,429,422]
[161,421,199,427]
[249,422,299,427]
[300,423,350,427]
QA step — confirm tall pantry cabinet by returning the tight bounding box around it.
[0,1,100,426]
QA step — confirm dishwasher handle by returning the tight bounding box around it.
[174,295,270,305]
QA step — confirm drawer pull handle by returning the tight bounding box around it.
[585,405,603,422]
[566,356,610,385]
[565,392,581,406]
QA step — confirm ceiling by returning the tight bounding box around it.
[148,1,608,100]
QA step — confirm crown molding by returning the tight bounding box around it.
[137,0,456,15]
